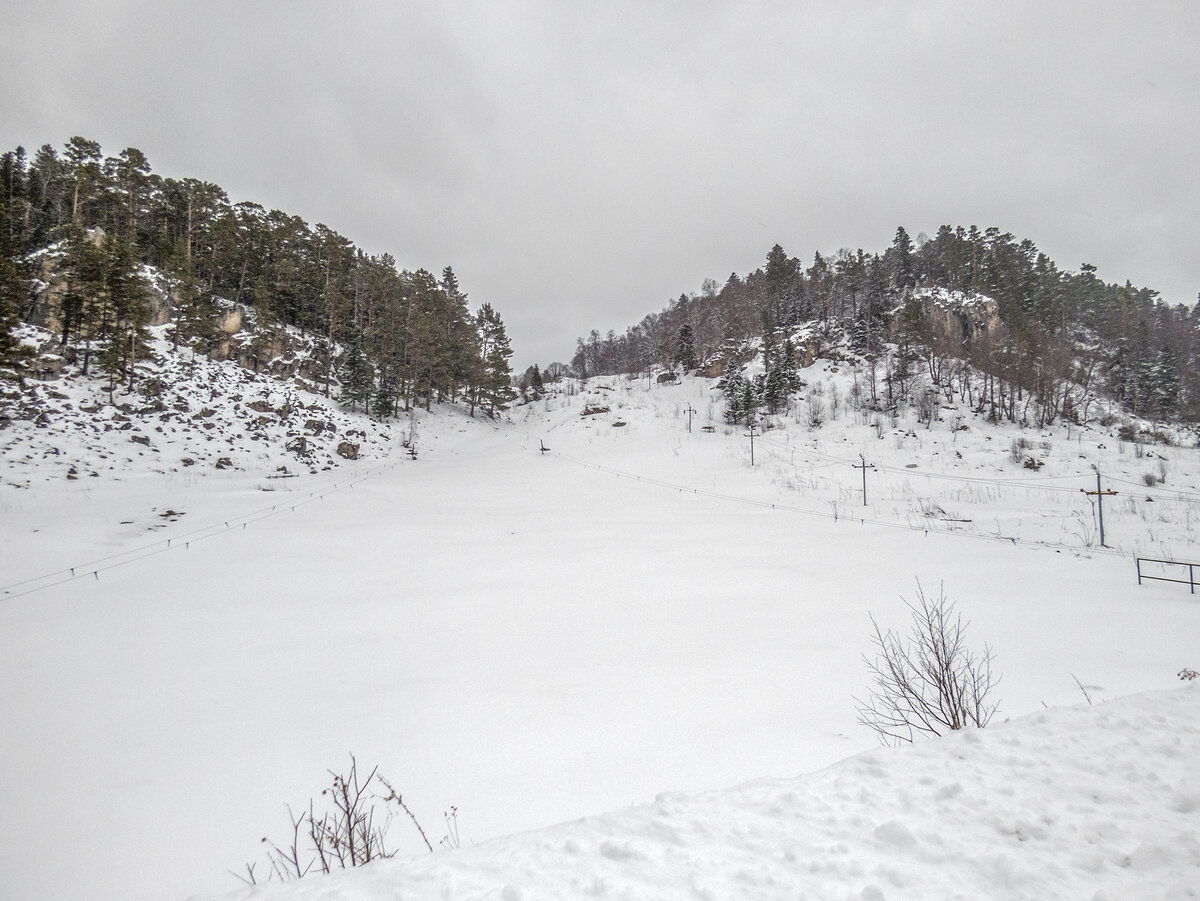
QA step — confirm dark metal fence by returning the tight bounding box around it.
[1136,557,1198,594]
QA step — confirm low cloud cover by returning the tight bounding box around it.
[4,1,1197,365]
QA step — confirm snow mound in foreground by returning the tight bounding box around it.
[201,686,1200,901]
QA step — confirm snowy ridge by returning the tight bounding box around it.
[199,686,1200,901]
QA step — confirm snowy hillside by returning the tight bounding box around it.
[3,321,393,489]
[3,360,1200,901]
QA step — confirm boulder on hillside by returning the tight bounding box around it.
[336,441,359,460]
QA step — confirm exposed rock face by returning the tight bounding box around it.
[794,339,821,368]
[906,287,1001,345]
[30,355,67,379]
[336,441,359,460]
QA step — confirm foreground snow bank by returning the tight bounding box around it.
[201,686,1200,901]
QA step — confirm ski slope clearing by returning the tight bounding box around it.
[2,367,1199,900]
[200,685,1200,901]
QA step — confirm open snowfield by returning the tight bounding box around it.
[2,365,1199,900]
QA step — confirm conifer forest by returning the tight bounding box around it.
[0,138,516,417]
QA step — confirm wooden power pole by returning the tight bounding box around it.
[744,422,758,466]
[854,454,875,506]
[1081,472,1118,547]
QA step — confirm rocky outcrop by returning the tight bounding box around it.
[906,287,1000,345]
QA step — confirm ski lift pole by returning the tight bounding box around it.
[744,422,758,466]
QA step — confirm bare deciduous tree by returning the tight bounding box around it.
[855,583,1000,744]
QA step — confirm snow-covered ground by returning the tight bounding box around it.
[2,361,1199,900]
[196,686,1200,901]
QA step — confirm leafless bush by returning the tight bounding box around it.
[807,396,826,429]
[1180,667,1198,681]
[1009,437,1030,464]
[855,583,1001,745]
[236,755,434,885]
[915,388,939,426]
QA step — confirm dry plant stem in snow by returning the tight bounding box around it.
[856,583,1000,745]
[236,755,434,885]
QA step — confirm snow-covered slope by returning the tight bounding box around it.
[3,363,1200,901]
[2,323,393,489]
[198,685,1200,901]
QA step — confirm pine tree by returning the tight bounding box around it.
[338,330,373,412]
[763,351,793,414]
[741,380,759,426]
[96,235,152,398]
[473,302,515,417]
[0,160,29,374]
[1153,346,1180,419]
[372,366,399,419]
[891,226,915,295]
[718,355,743,394]
[723,372,746,424]
[166,249,218,361]
[0,234,25,375]
[677,323,697,371]
[781,338,804,393]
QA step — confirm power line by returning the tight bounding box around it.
[550,450,1127,558]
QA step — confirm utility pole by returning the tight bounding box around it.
[744,422,758,466]
[684,404,696,433]
[1081,472,1118,547]
[853,454,875,506]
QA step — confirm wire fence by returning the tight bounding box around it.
[1,461,396,603]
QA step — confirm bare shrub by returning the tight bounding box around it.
[915,388,939,427]
[807,396,826,429]
[855,583,1000,745]
[237,755,435,885]
[1009,437,1030,464]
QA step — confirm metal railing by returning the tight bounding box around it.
[1136,557,1198,594]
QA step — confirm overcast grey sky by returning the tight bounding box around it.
[4,1,1197,366]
